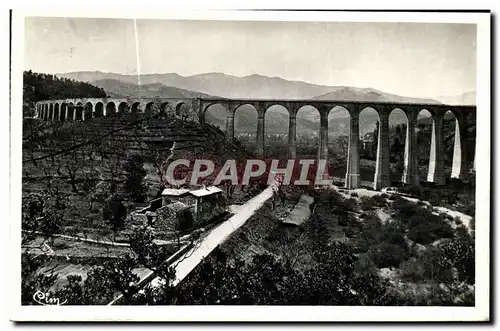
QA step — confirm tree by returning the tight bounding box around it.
[55,254,141,305]
[103,194,127,234]
[123,154,147,202]
[22,190,67,247]
[22,193,45,246]
[99,136,127,193]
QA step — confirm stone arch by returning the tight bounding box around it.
[388,108,409,184]
[175,102,185,116]
[145,101,157,113]
[416,109,433,182]
[264,104,289,158]
[159,102,171,115]
[202,103,228,131]
[54,103,60,121]
[75,102,84,121]
[94,102,104,118]
[358,106,381,185]
[84,102,93,120]
[131,102,141,114]
[443,110,468,181]
[118,101,129,114]
[106,101,117,117]
[67,102,75,121]
[234,103,259,153]
[296,105,321,159]
[60,103,67,122]
[176,102,192,121]
[327,105,351,183]
[49,104,54,120]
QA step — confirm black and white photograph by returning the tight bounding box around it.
[8,9,491,322]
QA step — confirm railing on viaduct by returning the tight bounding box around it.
[35,97,476,190]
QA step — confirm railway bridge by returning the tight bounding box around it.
[35,97,476,190]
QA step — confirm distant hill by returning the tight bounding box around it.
[56,71,441,103]
[56,71,334,99]
[312,86,440,104]
[91,79,214,99]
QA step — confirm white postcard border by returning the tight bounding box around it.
[9,9,491,322]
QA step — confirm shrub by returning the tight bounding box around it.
[428,191,442,206]
[350,192,359,198]
[368,242,409,268]
[371,194,388,207]
[392,196,418,219]
[343,198,358,212]
[344,226,359,238]
[458,194,475,216]
[399,257,427,282]
[102,194,127,231]
[444,191,458,205]
[399,249,454,283]
[354,253,378,275]
[359,195,386,210]
[399,185,422,198]
[439,236,475,284]
[378,220,407,246]
[176,209,194,232]
[337,212,349,226]
[360,196,374,209]
[407,210,454,245]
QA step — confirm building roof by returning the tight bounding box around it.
[157,201,190,214]
[161,188,190,197]
[189,186,223,197]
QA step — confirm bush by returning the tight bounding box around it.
[343,198,358,212]
[344,226,359,238]
[428,191,442,206]
[399,248,454,283]
[439,236,475,284]
[102,194,127,231]
[407,210,454,245]
[176,209,194,232]
[360,195,387,210]
[444,190,457,205]
[399,185,423,198]
[360,196,374,209]
[378,220,407,246]
[350,192,359,198]
[392,196,418,219]
[368,242,409,268]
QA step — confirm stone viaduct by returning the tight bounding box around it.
[35,97,196,123]
[36,97,476,191]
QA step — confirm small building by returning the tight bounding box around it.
[132,185,227,231]
[189,186,225,223]
[161,188,191,206]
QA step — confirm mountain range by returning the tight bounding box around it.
[55,71,475,136]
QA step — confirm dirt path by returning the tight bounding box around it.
[332,184,473,230]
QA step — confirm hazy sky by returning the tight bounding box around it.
[24,17,477,98]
